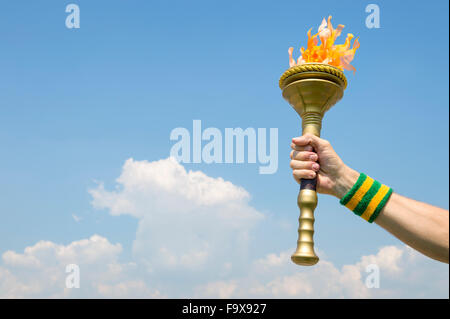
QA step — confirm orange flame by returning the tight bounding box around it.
[288,16,360,73]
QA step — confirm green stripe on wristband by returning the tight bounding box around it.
[368,188,393,223]
[353,180,382,216]
[340,173,367,206]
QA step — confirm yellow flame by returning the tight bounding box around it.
[288,16,360,73]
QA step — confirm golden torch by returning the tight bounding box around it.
[279,16,360,266]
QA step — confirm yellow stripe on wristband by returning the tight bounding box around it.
[360,184,391,221]
[345,176,375,211]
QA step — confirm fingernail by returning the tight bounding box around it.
[310,154,317,161]
[312,163,320,171]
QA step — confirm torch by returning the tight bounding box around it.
[279,17,359,266]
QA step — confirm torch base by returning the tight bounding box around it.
[291,255,319,266]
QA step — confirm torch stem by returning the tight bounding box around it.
[291,118,322,266]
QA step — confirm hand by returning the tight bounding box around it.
[290,134,359,198]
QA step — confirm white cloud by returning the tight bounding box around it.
[0,266,42,298]
[195,280,237,299]
[96,281,164,299]
[90,157,253,217]
[72,214,82,223]
[1,157,447,298]
[89,157,264,275]
[89,157,448,298]
[0,235,160,298]
[355,245,404,274]
[194,245,449,298]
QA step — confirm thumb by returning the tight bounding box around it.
[291,135,310,146]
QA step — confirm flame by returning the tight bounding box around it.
[288,16,360,73]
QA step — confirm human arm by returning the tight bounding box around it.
[290,134,449,263]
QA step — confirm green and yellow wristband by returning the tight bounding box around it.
[340,173,393,223]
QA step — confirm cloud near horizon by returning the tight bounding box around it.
[1,236,447,298]
[0,235,161,298]
[0,157,447,298]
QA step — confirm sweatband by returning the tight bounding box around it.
[340,173,393,223]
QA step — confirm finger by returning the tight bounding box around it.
[292,134,330,150]
[290,160,320,171]
[293,169,316,182]
[290,143,313,152]
[290,150,318,161]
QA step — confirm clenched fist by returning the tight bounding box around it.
[290,133,359,198]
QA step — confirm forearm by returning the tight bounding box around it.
[334,166,449,263]
[375,193,449,263]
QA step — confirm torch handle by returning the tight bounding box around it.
[291,124,320,266]
[300,174,317,191]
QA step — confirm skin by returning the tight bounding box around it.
[290,134,449,264]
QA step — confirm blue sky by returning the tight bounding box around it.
[0,1,448,298]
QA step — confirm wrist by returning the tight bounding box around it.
[332,165,359,199]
